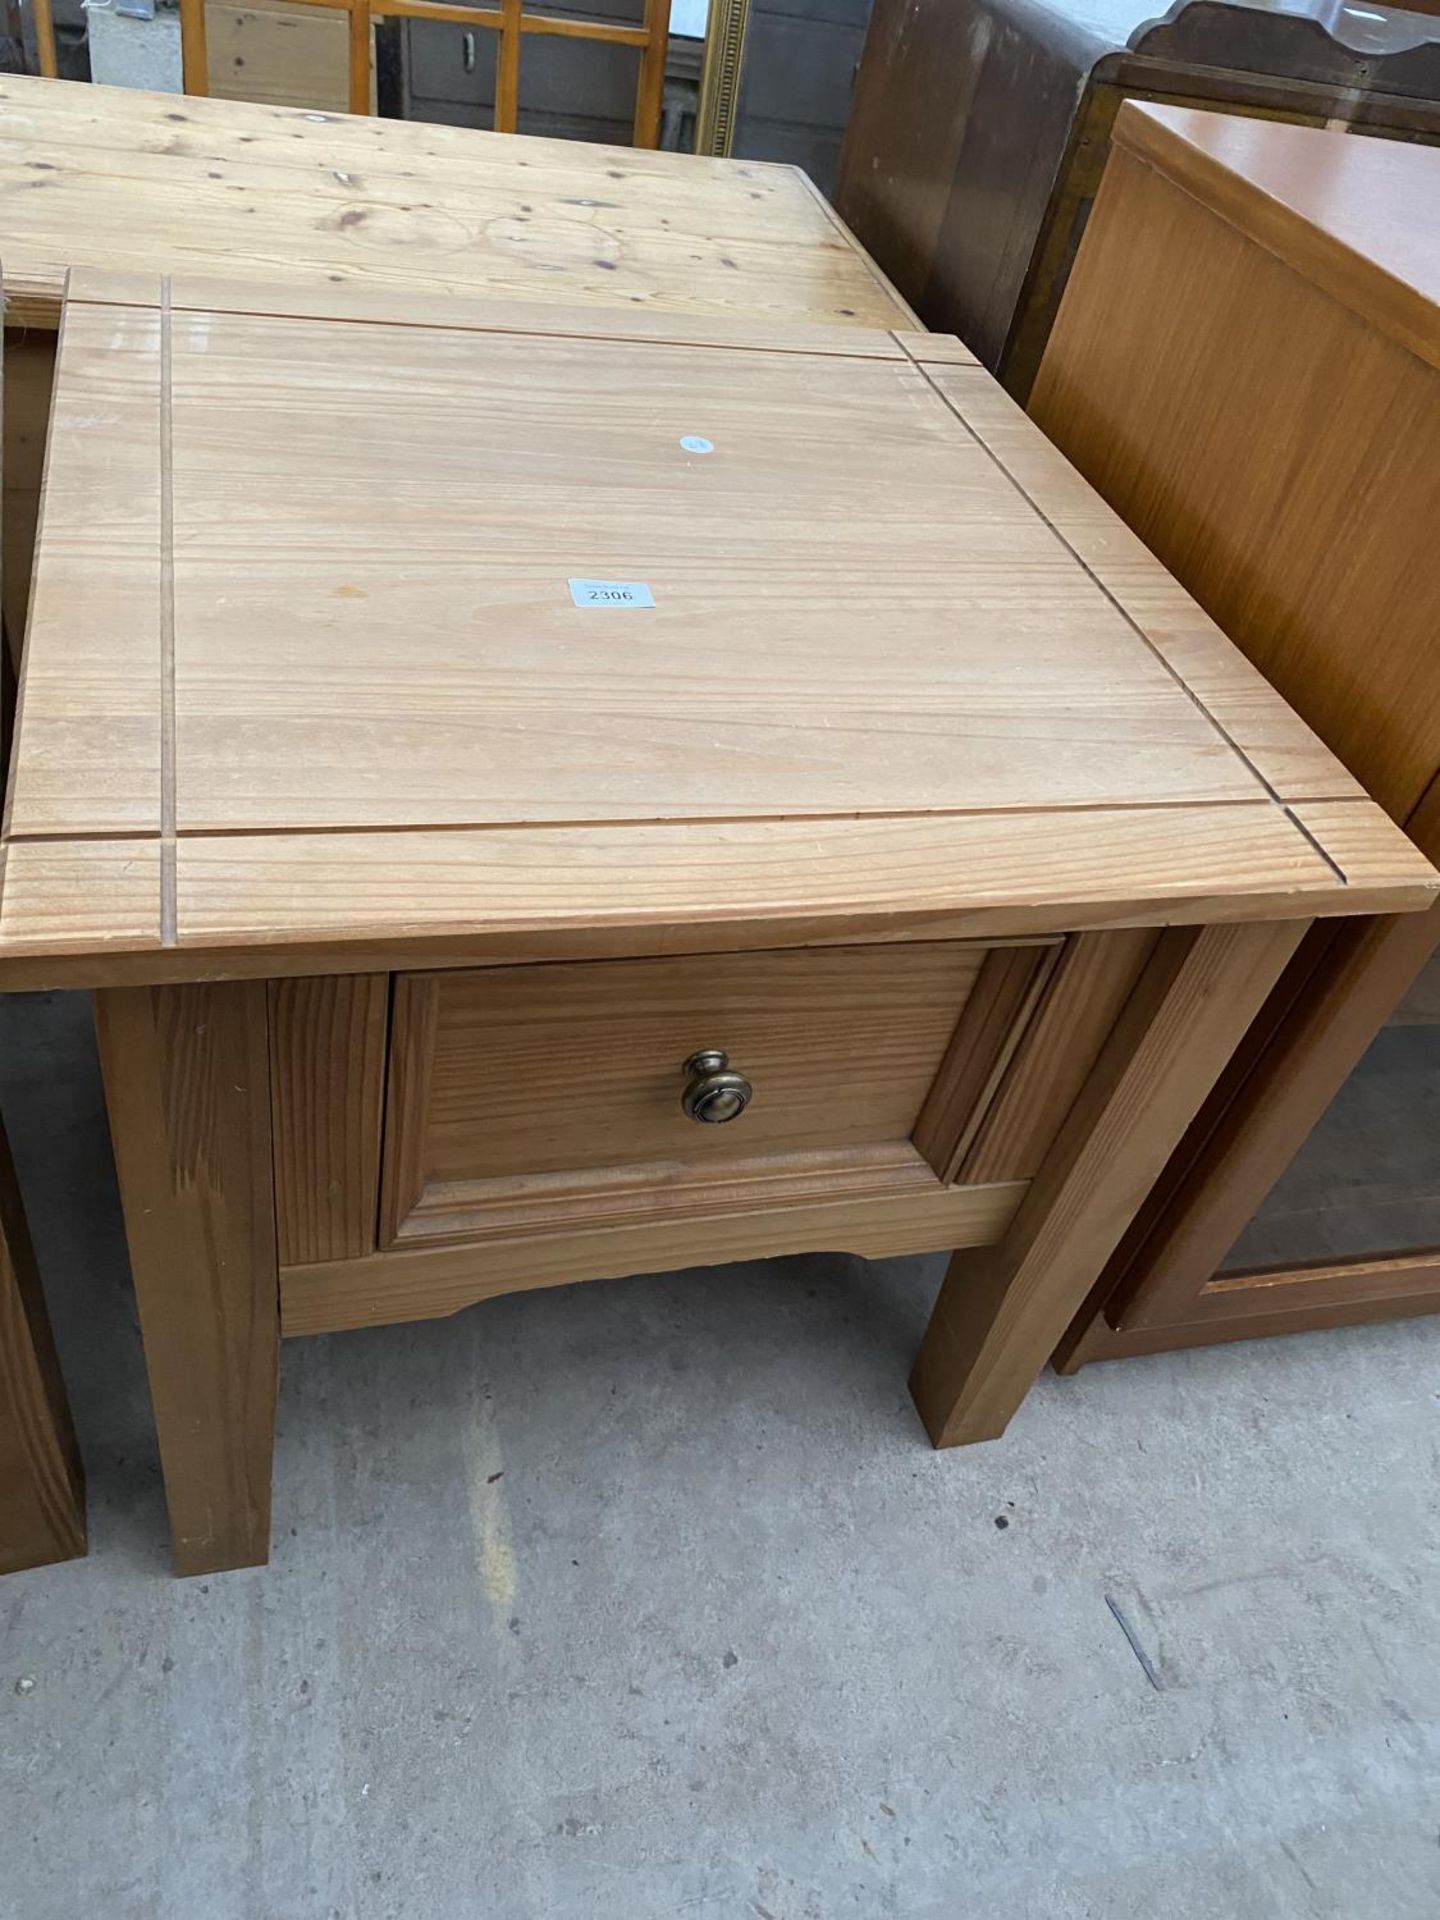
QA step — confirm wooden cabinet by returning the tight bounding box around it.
[4,266,1430,1573]
[834,0,1440,400]
[1031,105,1440,1366]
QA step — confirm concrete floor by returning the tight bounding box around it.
[3,991,1439,1920]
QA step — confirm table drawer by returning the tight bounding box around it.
[378,939,1059,1247]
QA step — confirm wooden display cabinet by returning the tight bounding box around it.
[0,268,1429,1575]
[1030,104,1440,1367]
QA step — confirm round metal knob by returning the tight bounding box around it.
[681,1049,753,1125]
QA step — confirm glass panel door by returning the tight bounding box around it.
[1222,948,1440,1274]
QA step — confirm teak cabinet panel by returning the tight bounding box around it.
[1034,106,1440,1366]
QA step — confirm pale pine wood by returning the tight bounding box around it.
[912,944,1058,1184]
[0,75,910,333]
[930,365,1369,807]
[94,982,278,1574]
[380,942,998,1243]
[4,290,163,837]
[270,973,388,1264]
[72,266,915,356]
[283,1176,1030,1334]
[910,919,1308,1446]
[0,1114,85,1573]
[4,272,1429,994]
[123,314,1272,832]
[963,928,1157,1184]
[0,804,1432,994]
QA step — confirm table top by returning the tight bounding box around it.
[1115,104,1440,372]
[0,74,914,334]
[0,272,1430,987]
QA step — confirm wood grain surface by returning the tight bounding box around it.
[0,801,1431,992]
[2,274,1427,988]
[94,981,279,1574]
[1112,104,1440,374]
[270,973,388,1264]
[962,928,1158,1185]
[910,918,1307,1445]
[283,1175,1028,1333]
[1034,105,1440,1366]
[0,74,913,333]
[397,942,987,1181]
[0,1113,85,1573]
[1031,117,1440,825]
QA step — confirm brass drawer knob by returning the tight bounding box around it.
[681,1049,753,1125]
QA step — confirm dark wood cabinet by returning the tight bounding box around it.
[835,0,1440,399]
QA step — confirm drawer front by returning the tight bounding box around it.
[379,939,1059,1247]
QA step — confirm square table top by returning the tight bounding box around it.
[0,271,1432,987]
[0,74,913,334]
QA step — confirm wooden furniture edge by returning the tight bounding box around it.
[786,163,926,331]
[1111,102,1440,375]
[62,266,933,361]
[1,801,1430,988]
[94,981,279,1575]
[0,1112,86,1573]
[0,74,920,335]
[1054,778,1440,1362]
[910,918,1310,1444]
[281,1176,1029,1333]
[1055,1252,1440,1371]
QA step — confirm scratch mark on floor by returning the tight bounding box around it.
[1105,1591,1163,1690]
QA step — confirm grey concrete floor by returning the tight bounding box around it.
[2,991,1439,1920]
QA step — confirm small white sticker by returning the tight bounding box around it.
[680,436,714,454]
[569,578,655,608]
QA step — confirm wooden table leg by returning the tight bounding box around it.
[94,981,278,1575]
[911,919,1308,1448]
[0,1114,85,1574]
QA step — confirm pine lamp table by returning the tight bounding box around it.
[0,268,1432,1576]
[0,70,913,1577]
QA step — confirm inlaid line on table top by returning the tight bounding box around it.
[159,275,177,945]
[892,337,1296,821]
[1,272,1431,983]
